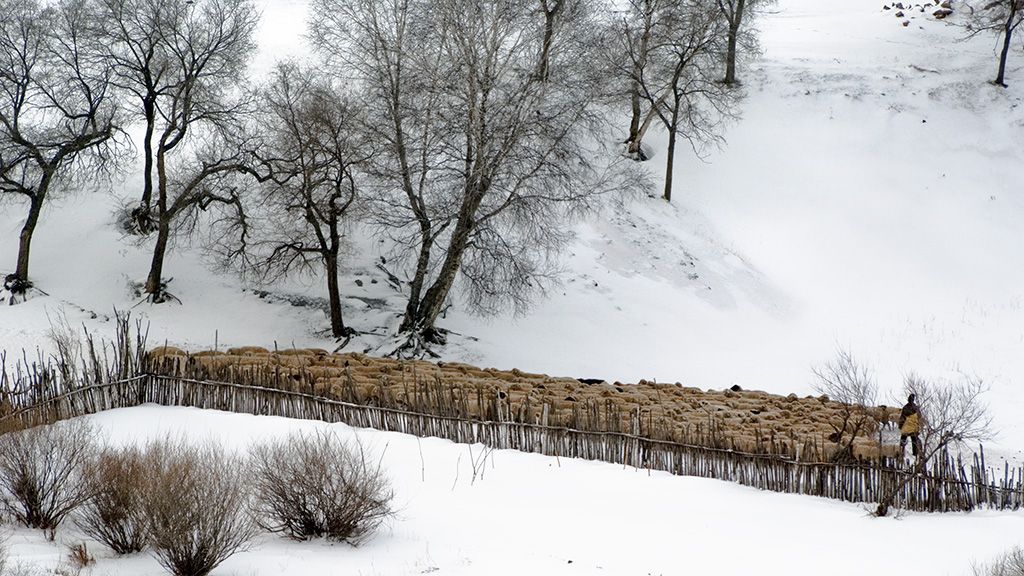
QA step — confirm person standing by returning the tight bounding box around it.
[899,394,922,458]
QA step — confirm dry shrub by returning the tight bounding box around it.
[143,439,257,576]
[0,420,98,531]
[250,430,394,544]
[64,542,94,569]
[76,446,149,554]
[975,546,1024,576]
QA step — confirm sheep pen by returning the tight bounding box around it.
[147,346,903,463]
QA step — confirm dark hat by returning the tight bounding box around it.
[907,393,916,403]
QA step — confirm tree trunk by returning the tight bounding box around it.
[724,24,739,84]
[399,225,433,333]
[995,4,1017,87]
[325,250,347,338]
[625,8,654,158]
[723,0,745,84]
[145,151,171,299]
[628,105,661,160]
[14,173,53,284]
[627,82,642,143]
[416,206,478,340]
[144,214,171,299]
[140,96,156,211]
[536,0,562,82]
[662,106,679,202]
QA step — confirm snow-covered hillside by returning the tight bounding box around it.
[1,0,1022,449]
[3,406,1022,576]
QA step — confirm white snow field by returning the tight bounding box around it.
[2,406,1023,576]
[2,0,1024,571]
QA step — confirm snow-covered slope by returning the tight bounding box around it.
[4,406,1023,576]
[2,0,1023,459]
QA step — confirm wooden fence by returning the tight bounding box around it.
[3,372,1022,514]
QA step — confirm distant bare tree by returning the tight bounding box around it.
[964,0,1024,87]
[811,348,878,463]
[313,0,636,352]
[875,372,993,517]
[0,0,122,302]
[715,0,771,85]
[243,63,369,339]
[644,0,737,202]
[616,0,669,160]
[139,0,262,303]
[91,0,177,233]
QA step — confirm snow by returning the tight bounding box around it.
[2,0,1024,569]
[4,406,1024,576]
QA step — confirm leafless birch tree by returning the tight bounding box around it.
[313,0,635,352]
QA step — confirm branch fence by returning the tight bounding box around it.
[2,368,1021,514]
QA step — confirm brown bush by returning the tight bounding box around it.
[249,430,394,544]
[0,420,98,531]
[76,446,149,554]
[143,439,257,576]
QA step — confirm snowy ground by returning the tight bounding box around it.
[3,406,1023,576]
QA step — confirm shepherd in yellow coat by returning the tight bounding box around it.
[899,394,922,457]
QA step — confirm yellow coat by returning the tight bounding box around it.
[900,413,920,435]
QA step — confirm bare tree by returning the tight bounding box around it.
[964,0,1024,87]
[536,0,566,82]
[0,0,121,302]
[811,348,879,463]
[616,0,669,160]
[139,0,262,303]
[314,0,636,351]
[649,0,737,202]
[243,63,368,338]
[310,0,457,341]
[715,0,770,85]
[875,372,993,517]
[91,0,177,232]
